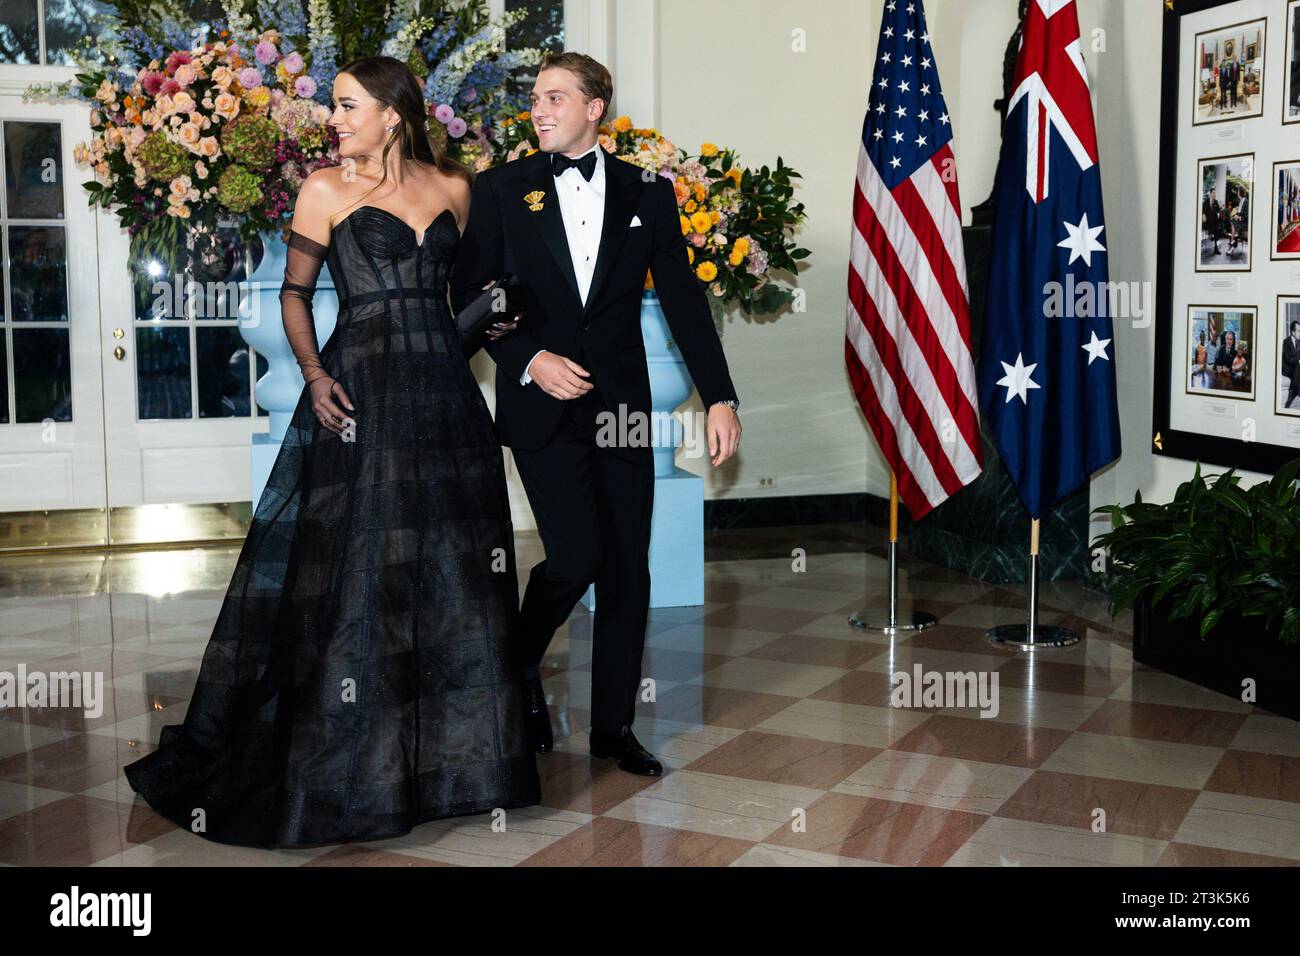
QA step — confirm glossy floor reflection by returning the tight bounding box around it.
[0,525,1297,867]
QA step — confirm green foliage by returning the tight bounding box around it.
[1092,458,1300,646]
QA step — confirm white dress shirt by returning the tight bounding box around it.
[520,142,607,385]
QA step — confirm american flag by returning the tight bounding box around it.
[845,0,983,520]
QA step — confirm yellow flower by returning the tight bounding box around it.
[695,261,717,281]
[709,210,720,224]
[690,211,711,233]
[612,115,633,132]
[684,199,697,214]
[243,85,270,110]
[679,214,691,236]
[726,167,742,186]
[687,247,695,264]
[700,142,718,157]
[517,110,530,121]
[693,183,707,202]
[728,244,746,266]
[734,236,750,254]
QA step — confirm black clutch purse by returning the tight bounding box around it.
[457,274,523,358]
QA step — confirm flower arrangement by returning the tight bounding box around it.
[60,29,335,282]
[378,1,544,172]
[23,0,543,280]
[494,113,809,320]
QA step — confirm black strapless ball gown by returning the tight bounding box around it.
[123,203,541,848]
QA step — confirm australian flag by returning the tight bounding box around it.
[977,0,1120,519]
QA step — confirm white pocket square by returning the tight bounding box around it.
[629,215,642,228]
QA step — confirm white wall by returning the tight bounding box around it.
[655,0,886,501]
[642,0,1276,527]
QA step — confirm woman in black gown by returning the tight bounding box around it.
[124,57,541,848]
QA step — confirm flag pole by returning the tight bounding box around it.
[986,517,1078,648]
[849,471,937,634]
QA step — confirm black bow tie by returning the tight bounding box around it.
[551,150,597,182]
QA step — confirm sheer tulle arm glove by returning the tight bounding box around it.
[279,230,331,386]
[279,230,354,435]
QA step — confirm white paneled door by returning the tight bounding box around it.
[0,91,108,513]
[0,76,267,529]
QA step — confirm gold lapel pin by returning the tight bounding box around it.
[524,190,545,211]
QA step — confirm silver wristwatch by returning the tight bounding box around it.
[712,399,740,412]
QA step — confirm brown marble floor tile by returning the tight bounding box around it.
[536,751,661,815]
[697,604,825,634]
[766,791,986,865]
[1157,842,1300,866]
[995,770,1199,840]
[0,692,185,735]
[1203,749,1300,804]
[743,633,885,670]
[683,731,880,790]
[302,846,453,866]
[995,657,1130,697]
[0,794,172,865]
[0,734,146,794]
[904,625,1021,657]
[893,715,1071,768]
[810,669,938,711]
[643,684,799,730]
[518,816,753,866]
[1078,699,1247,748]
[576,648,730,684]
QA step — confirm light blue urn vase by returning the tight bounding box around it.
[581,288,706,609]
[239,230,338,501]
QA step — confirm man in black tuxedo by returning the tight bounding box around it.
[451,52,741,775]
[1283,320,1300,410]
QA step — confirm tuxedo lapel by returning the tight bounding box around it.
[583,153,641,316]
[515,151,581,306]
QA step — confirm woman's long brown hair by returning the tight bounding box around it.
[335,55,474,206]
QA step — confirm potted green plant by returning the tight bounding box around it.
[1092,458,1300,720]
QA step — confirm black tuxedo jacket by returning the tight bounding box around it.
[1284,336,1299,378]
[450,148,738,452]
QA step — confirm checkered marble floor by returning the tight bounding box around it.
[1,524,1297,867]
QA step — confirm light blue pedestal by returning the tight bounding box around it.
[241,230,336,506]
[580,464,704,611]
[579,290,706,611]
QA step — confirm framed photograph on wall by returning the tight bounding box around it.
[1196,153,1254,270]
[1278,297,1300,417]
[1192,17,1266,125]
[1272,160,1300,258]
[1285,0,1300,124]
[1156,0,1298,475]
[1185,306,1256,400]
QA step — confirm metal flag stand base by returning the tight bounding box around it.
[849,473,937,635]
[986,518,1078,649]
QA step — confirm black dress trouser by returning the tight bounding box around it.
[509,384,655,734]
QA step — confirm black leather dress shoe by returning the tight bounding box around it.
[523,676,553,754]
[589,725,662,776]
